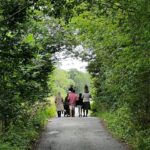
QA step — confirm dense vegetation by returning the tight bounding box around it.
[52,68,90,97]
[0,0,149,150]
[68,1,150,149]
[0,0,74,149]
[68,69,90,93]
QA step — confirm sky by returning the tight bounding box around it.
[59,57,88,72]
[55,46,88,72]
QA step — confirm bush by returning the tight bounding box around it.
[97,105,150,150]
[0,142,20,150]
[31,104,56,130]
[0,101,56,150]
[135,129,150,150]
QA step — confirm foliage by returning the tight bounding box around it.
[51,68,90,97]
[51,69,75,97]
[0,0,74,130]
[0,0,75,149]
[0,0,149,149]
[68,0,150,149]
[69,0,150,125]
[68,69,90,93]
[0,100,56,150]
[97,106,150,150]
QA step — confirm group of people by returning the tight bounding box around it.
[55,85,91,118]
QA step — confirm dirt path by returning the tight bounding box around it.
[35,116,129,150]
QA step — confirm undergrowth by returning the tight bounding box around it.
[0,99,56,150]
[92,104,150,150]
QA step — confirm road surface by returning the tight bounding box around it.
[35,116,129,150]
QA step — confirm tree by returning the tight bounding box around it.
[68,69,90,93]
[0,0,76,130]
[51,69,75,97]
[68,0,150,127]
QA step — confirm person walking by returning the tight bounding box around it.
[76,93,83,117]
[83,85,91,117]
[55,92,64,118]
[64,93,70,117]
[68,89,78,117]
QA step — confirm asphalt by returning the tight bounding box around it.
[35,116,129,150]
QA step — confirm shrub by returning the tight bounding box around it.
[0,101,56,150]
[97,105,150,150]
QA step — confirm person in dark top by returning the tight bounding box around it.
[64,93,70,117]
[76,93,83,117]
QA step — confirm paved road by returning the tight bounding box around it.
[35,116,129,150]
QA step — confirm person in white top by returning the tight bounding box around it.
[83,85,91,117]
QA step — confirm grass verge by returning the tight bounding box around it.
[93,105,150,150]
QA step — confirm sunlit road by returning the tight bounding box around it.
[35,116,129,150]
